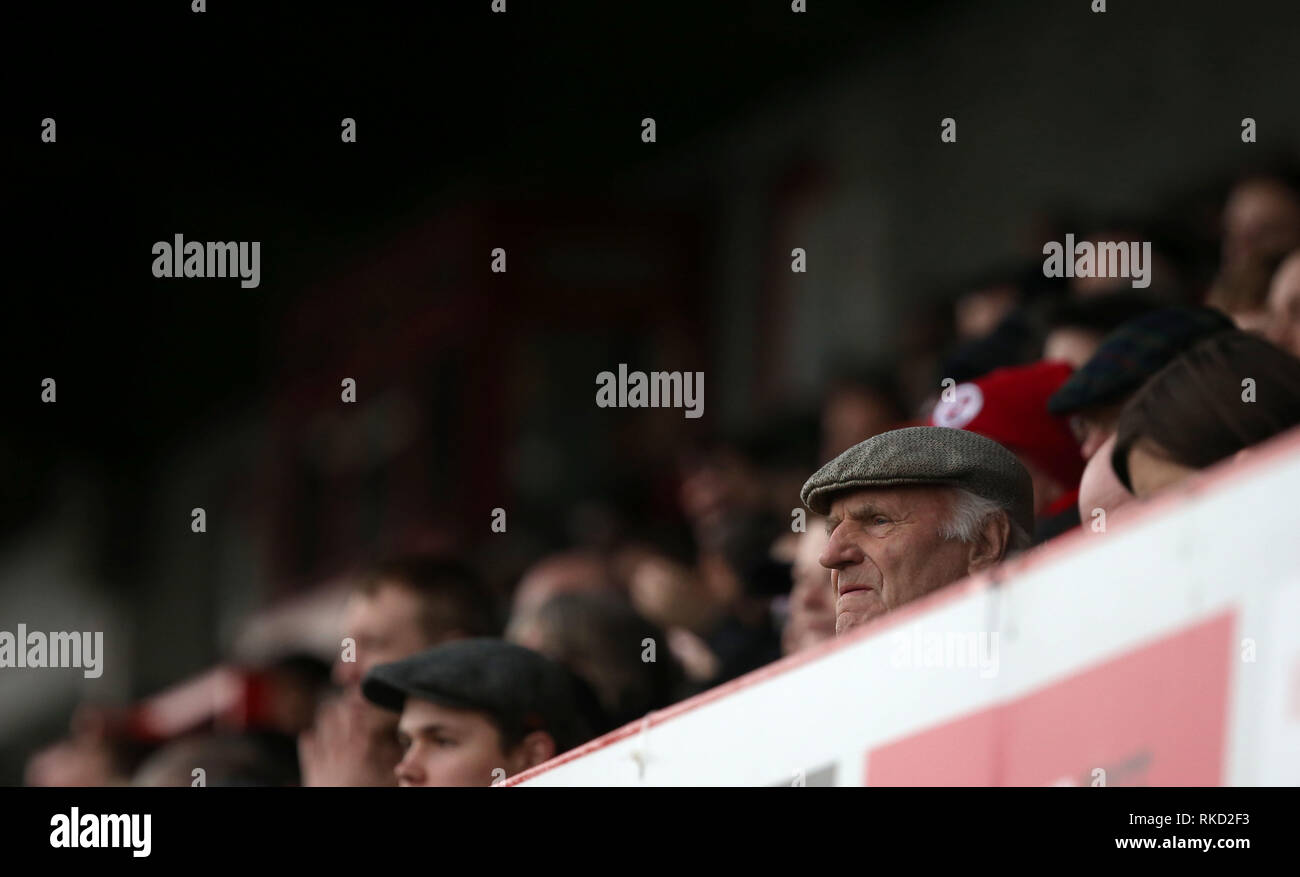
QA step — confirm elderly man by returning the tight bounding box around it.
[801,426,1034,635]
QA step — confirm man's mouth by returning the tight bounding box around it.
[832,571,872,597]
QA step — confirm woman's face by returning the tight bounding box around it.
[1125,442,1199,499]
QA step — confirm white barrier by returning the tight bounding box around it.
[514,428,1300,786]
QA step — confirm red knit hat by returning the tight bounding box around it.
[929,360,1084,491]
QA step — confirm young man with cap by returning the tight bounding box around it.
[802,426,1034,636]
[361,638,606,787]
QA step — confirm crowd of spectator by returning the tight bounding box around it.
[22,168,1300,787]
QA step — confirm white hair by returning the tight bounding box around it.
[938,488,1032,554]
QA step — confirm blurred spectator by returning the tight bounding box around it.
[1207,253,1289,333]
[261,653,332,737]
[133,733,299,787]
[820,369,906,462]
[361,639,606,786]
[929,360,1084,541]
[802,427,1034,635]
[782,519,834,656]
[1266,249,1300,357]
[24,705,151,787]
[507,591,683,729]
[300,554,499,786]
[511,550,618,619]
[1112,331,1300,498]
[1040,293,1159,368]
[1048,306,1236,460]
[1221,175,1300,273]
[332,555,499,688]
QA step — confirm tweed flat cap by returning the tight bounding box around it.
[800,426,1034,535]
[362,639,607,753]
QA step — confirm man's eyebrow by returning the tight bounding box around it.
[847,504,886,521]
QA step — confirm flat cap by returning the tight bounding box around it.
[361,638,605,754]
[1046,306,1234,416]
[800,426,1034,535]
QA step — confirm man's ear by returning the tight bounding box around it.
[507,730,558,774]
[967,512,1011,573]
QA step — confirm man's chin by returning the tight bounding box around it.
[835,595,886,635]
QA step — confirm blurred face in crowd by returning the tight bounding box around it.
[1267,252,1300,357]
[821,387,900,461]
[1069,402,1124,460]
[783,523,835,655]
[1223,179,1300,271]
[819,487,1006,635]
[1122,441,1199,500]
[1043,327,1102,369]
[512,552,611,618]
[955,283,1018,340]
[394,699,554,787]
[334,582,431,688]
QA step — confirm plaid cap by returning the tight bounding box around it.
[1046,306,1234,416]
[800,426,1034,535]
[361,638,605,754]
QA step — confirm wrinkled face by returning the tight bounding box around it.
[394,699,515,787]
[783,525,835,654]
[334,583,431,688]
[819,487,974,635]
[1268,253,1300,358]
[1125,442,1198,500]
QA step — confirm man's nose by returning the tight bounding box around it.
[819,526,863,570]
[394,749,422,786]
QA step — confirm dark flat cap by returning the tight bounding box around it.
[1046,306,1234,416]
[800,426,1034,535]
[362,638,605,753]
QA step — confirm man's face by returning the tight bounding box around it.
[393,699,513,787]
[334,583,430,688]
[819,487,974,635]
